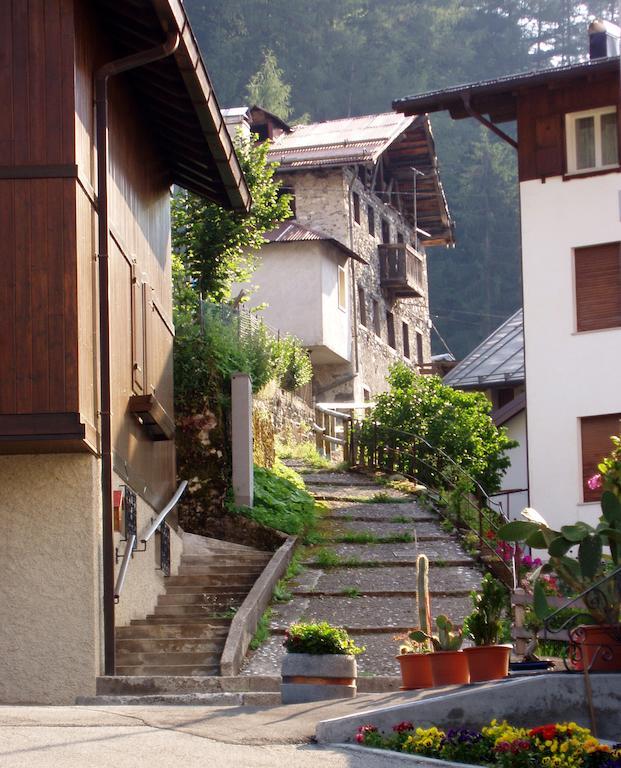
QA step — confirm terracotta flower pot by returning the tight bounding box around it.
[570,624,621,672]
[464,644,511,682]
[428,650,470,686]
[396,653,433,690]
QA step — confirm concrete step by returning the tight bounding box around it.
[115,651,221,667]
[181,553,271,564]
[158,593,246,606]
[118,624,229,640]
[164,585,253,595]
[77,691,281,706]
[115,664,220,676]
[166,574,257,587]
[136,616,232,626]
[96,674,281,695]
[152,606,239,618]
[116,638,225,654]
[178,565,264,576]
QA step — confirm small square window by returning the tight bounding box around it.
[575,241,621,332]
[566,107,619,174]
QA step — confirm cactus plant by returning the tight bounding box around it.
[416,554,432,651]
[410,614,464,652]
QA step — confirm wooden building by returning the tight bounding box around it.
[394,22,621,532]
[0,0,249,704]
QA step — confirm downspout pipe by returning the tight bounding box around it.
[95,31,180,676]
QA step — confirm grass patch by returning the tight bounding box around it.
[333,531,414,544]
[272,580,293,603]
[390,515,411,523]
[249,608,272,650]
[537,639,568,657]
[310,548,380,568]
[341,587,362,598]
[276,440,333,470]
[362,492,410,504]
[284,551,305,581]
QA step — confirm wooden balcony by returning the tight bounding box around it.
[378,243,425,298]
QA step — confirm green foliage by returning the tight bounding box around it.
[410,614,463,652]
[249,608,272,650]
[342,587,362,598]
[233,460,319,535]
[246,49,292,119]
[284,622,364,655]
[272,581,293,603]
[272,335,313,391]
[276,440,332,469]
[364,363,516,494]
[464,574,509,646]
[172,132,292,303]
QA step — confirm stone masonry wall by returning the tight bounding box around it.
[280,167,432,401]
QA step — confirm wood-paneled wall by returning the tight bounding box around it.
[517,71,620,182]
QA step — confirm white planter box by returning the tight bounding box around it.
[281,653,357,704]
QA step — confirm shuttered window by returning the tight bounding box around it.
[581,413,621,502]
[575,242,621,332]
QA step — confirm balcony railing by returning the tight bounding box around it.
[378,243,425,298]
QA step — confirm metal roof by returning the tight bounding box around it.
[93,0,251,212]
[443,309,524,389]
[393,57,619,123]
[264,221,368,263]
[266,112,453,246]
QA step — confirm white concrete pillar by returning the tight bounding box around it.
[231,372,254,507]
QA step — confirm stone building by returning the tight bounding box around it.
[227,109,454,402]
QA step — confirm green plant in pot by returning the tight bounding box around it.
[281,622,364,704]
[499,438,621,671]
[463,573,512,682]
[410,614,469,686]
[395,554,433,690]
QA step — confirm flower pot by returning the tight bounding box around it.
[428,650,470,686]
[570,624,621,672]
[281,653,357,704]
[464,644,511,682]
[396,653,433,690]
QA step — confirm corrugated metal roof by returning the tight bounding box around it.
[264,221,367,263]
[267,113,417,167]
[443,309,524,389]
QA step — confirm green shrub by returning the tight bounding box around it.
[284,622,364,655]
[361,363,516,494]
[273,335,313,391]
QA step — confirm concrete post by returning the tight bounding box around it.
[231,373,253,507]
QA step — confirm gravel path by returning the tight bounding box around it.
[241,466,484,678]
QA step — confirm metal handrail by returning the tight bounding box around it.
[113,480,188,601]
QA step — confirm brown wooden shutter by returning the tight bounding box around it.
[575,242,621,332]
[535,115,563,178]
[581,413,621,501]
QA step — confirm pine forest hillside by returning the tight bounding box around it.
[185,0,618,358]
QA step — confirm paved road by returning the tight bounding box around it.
[0,706,419,768]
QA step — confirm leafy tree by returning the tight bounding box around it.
[172,133,292,303]
[366,363,516,494]
[246,49,292,119]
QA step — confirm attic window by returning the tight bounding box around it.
[566,107,619,174]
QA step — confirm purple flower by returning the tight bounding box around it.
[587,473,603,491]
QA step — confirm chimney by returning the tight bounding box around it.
[589,19,620,60]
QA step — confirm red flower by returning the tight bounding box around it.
[530,725,558,741]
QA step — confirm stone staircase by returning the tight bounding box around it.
[115,537,272,677]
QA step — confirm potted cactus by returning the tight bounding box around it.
[395,554,433,690]
[463,574,512,682]
[407,553,469,686]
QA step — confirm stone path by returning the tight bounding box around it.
[241,466,483,678]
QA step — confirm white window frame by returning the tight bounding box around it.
[565,106,619,175]
[337,265,347,311]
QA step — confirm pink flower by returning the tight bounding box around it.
[587,474,603,491]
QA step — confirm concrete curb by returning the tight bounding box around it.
[336,744,483,767]
[220,535,297,676]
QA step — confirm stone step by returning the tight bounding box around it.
[116,664,220,676]
[181,553,271,563]
[115,651,221,667]
[116,638,225,654]
[96,674,281,695]
[117,624,229,640]
[164,585,252,595]
[152,605,239,618]
[178,565,264,576]
[158,593,247,606]
[136,616,232,626]
[166,574,257,587]
[77,692,281,706]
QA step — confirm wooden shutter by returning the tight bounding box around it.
[581,413,621,501]
[575,242,621,332]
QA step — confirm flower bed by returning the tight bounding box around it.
[355,719,621,767]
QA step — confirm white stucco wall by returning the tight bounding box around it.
[113,472,183,627]
[492,410,529,520]
[0,454,103,704]
[241,240,351,363]
[520,172,621,531]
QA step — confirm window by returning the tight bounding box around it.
[416,332,424,366]
[402,321,410,359]
[363,387,371,403]
[352,191,360,224]
[358,285,367,326]
[566,107,619,174]
[575,242,621,332]
[367,205,375,237]
[381,218,391,244]
[337,265,346,310]
[386,311,396,348]
[581,413,621,502]
[372,299,380,336]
